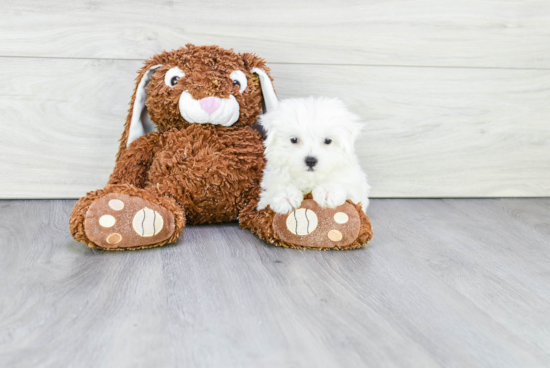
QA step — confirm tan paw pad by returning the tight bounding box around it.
[106,233,122,244]
[327,229,343,242]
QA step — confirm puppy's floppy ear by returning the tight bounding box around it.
[345,118,363,140]
[115,61,162,162]
[257,108,278,137]
[340,117,364,154]
[332,99,364,153]
[333,98,363,139]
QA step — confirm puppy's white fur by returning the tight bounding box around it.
[258,97,370,214]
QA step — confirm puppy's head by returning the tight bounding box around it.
[260,97,363,177]
[117,44,277,158]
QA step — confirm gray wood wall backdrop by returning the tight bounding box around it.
[0,0,549,198]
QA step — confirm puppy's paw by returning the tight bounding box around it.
[270,188,304,214]
[313,184,347,208]
[361,197,370,214]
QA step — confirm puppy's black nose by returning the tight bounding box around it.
[305,156,318,168]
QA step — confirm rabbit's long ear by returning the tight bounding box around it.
[252,68,278,112]
[115,63,162,162]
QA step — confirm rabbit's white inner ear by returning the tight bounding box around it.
[252,68,278,113]
[127,64,162,147]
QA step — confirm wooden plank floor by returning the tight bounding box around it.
[0,198,549,367]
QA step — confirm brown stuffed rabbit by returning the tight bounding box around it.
[69,44,372,250]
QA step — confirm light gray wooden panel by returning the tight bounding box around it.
[0,56,549,198]
[0,58,137,198]
[1,0,550,68]
[0,198,549,367]
[278,64,550,197]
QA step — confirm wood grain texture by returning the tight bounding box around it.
[0,57,549,198]
[0,198,549,367]
[1,0,550,68]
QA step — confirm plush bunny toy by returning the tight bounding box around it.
[70,44,373,250]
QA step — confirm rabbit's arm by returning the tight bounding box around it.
[107,133,160,188]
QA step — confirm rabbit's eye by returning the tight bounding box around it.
[290,138,299,144]
[324,138,332,145]
[164,67,185,88]
[230,70,247,93]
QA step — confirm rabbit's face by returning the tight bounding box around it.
[141,45,273,132]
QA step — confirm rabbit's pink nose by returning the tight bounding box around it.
[199,97,221,115]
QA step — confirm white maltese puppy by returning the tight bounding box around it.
[257,96,370,214]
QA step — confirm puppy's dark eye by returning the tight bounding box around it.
[170,76,180,86]
[233,80,241,88]
[290,138,299,144]
[324,138,332,145]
